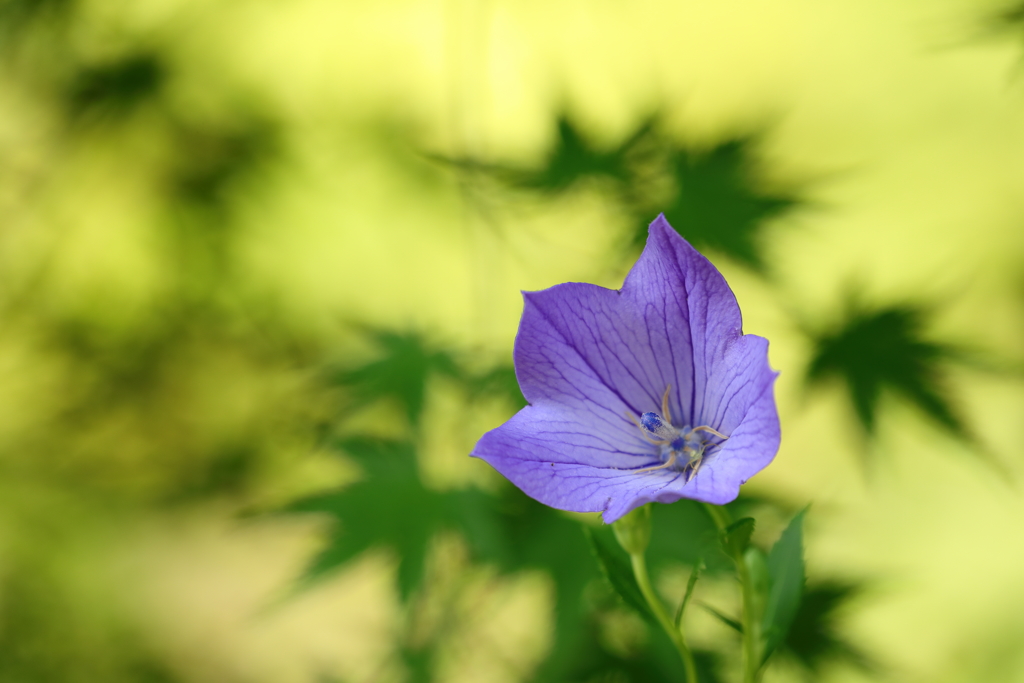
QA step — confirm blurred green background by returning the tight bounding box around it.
[2,0,1024,681]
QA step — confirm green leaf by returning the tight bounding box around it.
[761,509,807,662]
[642,136,798,272]
[584,527,656,624]
[284,438,494,599]
[287,435,603,683]
[67,53,165,118]
[465,364,526,410]
[648,499,727,574]
[991,3,1024,37]
[434,114,650,197]
[171,117,280,208]
[721,517,755,561]
[698,602,743,634]
[744,546,771,640]
[333,330,459,427]
[565,625,725,683]
[806,305,968,443]
[484,486,601,683]
[782,582,876,674]
[674,560,703,628]
[507,115,646,194]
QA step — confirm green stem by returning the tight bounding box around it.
[703,504,760,683]
[703,502,730,533]
[736,551,761,683]
[629,551,699,683]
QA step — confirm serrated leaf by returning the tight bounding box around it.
[333,330,459,426]
[584,527,656,624]
[485,486,600,683]
[284,438,495,599]
[721,517,755,560]
[762,509,807,661]
[642,136,797,271]
[806,305,967,443]
[783,582,875,674]
[433,114,651,198]
[508,115,645,194]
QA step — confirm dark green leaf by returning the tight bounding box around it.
[698,602,743,634]
[762,509,807,661]
[284,438,495,599]
[288,435,602,683]
[433,114,652,198]
[512,116,644,193]
[782,582,876,674]
[465,364,526,410]
[584,527,656,624]
[484,486,600,683]
[170,117,280,208]
[674,560,703,628]
[68,53,165,117]
[564,620,723,683]
[643,136,797,271]
[806,305,968,442]
[721,517,755,561]
[332,330,459,427]
[989,2,1024,38]
[744,546,771,639]
[647,499,730,574]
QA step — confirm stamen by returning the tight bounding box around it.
[639,412,676,441]
[661,385,672,425]
[690,425,729,440]
[626,412,671,445]
[633,452,678,474]
[628,398,730,479]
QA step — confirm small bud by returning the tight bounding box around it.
[613,504,652,555]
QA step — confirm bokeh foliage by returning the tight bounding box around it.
[1,0,1022,682]
[805,304,967,442]
[447,116,797,272]
[283,331,870,683]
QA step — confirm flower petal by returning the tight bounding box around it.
[473,403,688,519]
[471,215,780,522]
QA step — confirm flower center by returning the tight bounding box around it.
[638,411,708,471]
[630,386,730,479]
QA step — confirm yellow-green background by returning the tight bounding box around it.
[2,0,1024,681]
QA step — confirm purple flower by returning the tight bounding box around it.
[471,215,780,523]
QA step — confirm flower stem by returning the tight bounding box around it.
[703,503,760,683]
[629,550,699,683]
[736,549,761,683]
[703,502,730,534]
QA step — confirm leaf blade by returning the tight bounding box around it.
[761,509,807,661]
[584,527,657,624]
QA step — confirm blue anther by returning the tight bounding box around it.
[640,412,663,432]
